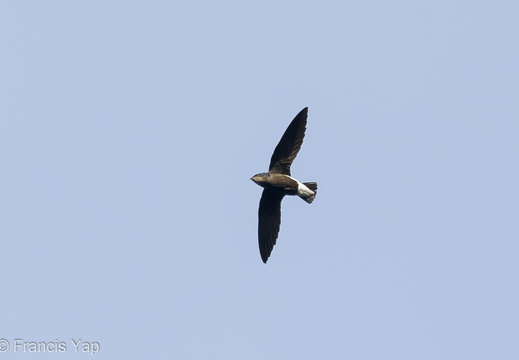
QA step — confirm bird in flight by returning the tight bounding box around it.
[250,107,317,263]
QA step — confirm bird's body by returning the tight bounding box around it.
[251,173,316,203]
[250,107,317,263]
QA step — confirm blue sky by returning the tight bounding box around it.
[1,1,518,359]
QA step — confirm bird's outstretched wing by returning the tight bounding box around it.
[268,107,308,175]
[258,189,285,263]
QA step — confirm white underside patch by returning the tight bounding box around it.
[287,176,315,198]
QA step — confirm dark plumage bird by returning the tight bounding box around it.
[250,107,317,263]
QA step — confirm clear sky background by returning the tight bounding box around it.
[1,1,518,359]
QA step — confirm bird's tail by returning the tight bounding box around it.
[304,182,317,192]
[301,182,317,204]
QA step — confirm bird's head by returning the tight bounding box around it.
[250,172,270,186]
